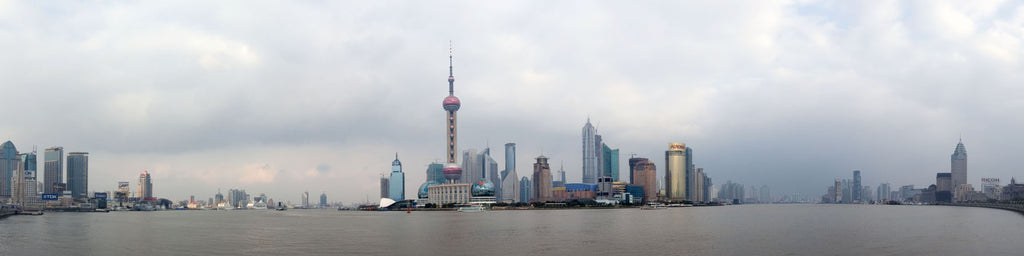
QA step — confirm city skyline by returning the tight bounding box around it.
[2,1,1023,203]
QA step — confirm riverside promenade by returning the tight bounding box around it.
[947,202,1024,215]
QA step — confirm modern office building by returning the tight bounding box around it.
[483,148,501,201]
[628,157,648,184]
[532,156,552,202]
[834,179,843,203]
[936,172,952,203]
[695,168,705,203]
[501,143,519,202]
[426,163,444,184]
[581,118,598,184]
[632,160,657,202]
[951,139,967,189]
[852,170,862,203]
[138,171,153,199]
[602,144,619,182]
[14,152,37,206]
[877,183,891,201]
[718,181,745,204]
[520,177,532,203]
[595,135,603,182]
[302,191,310,208]
[67,152,89,201]
[0,141,18,200]
[389,154,405,201]
[461,149,480,185]
[597,176,614,200]
[320,193,328,208]
[228,189,247,208]
[379,175,389,199]
[43,147,63,195]
[665,143,687,201]
[441,43,463,183]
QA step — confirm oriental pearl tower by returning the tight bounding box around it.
[442,42,463,183]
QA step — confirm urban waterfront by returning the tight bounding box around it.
[2,205,1021,255]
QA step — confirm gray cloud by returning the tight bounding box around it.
[0,1,1021,203]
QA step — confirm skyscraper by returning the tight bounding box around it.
[320,193,328,208]
[581,118,597,184]
[501,143,519,203]
[302,191,310,208]
[67,152,89,201]
[0,141,17,200]
[877,183,891,201]
[442,42,463,183]
[852,170,862,203]
[389,154,405,201]
[16,152,37,206]
[632,160,657,202]
[380,175,389,199]
[951,139,967,189]
[43,147,63,195]
[461,149,480,184]
[483,148,501,200]
[602,144,619,182]
[520,177,532,203]
[665,143,687,201]
[426,163,444,184]
[138,171,153,199]
[833,179,843,203]
[595,135,603,182]
[628,157,647,184]
[685,147,694,201]
[532,155,552,202]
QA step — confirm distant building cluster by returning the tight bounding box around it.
[823,139,1024,204]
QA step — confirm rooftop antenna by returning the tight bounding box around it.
[448,40,455,96]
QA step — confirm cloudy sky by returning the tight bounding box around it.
[2,1,1022,203]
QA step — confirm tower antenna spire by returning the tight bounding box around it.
[448,40,455,95]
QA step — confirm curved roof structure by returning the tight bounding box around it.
[379,198,396,208]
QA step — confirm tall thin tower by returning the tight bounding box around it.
[442,41,463,183]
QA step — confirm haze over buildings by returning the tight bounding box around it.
[0,1,1022,203]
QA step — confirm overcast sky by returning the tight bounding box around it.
[2,1,1022,203]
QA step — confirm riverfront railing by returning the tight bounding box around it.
[946,202,1024,214]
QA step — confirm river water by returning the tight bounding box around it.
[1,204,1021,255]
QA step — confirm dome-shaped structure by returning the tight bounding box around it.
[418,181,440,199]
[443,96,461,111]
[471,178,495,197]
[442,163,462,181]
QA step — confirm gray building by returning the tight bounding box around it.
[877,183,891,201]
[951,140,967,189]
[379,175,389,199]
[483,148,501,201]
[67,152,89,201]
[0,141,18,200]
[138,171,153,199]
[581,118,598,184]
[519,177,532,203]
[852,170,862,203]
[501,143,519,202]
[426,163,444,184]
[461,149,480,185]
[43,147,63,195]
[320,193,327,208]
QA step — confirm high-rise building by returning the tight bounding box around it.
[441,43,463,183]
[718,181,745,204]
[695,168,705,203]
[0,141,18,200]
[302,191,310,208]
[595,135,603,182]
[67,152,89,201]
[389,154,405,201]
[15,152,37,206]
[951,139,967,189]
[461,149,480,185]
[519,177,532,203]
[43,147,63,195]
[501,143,519,203]
[319,193,328,208]
[483,148,501,201]
[426,163,444,184]
[703,173,713,203]
[877,183,891,201]
[852,170,862,203]
[632,160,657,202]
[228,189,247,208]
[685,147,694,201]
[841,179,851,203]
[602,144,619,182]
[628,157,648,184]
[380,174,389,199]
[138,171,153,199]
[581,118,598,184]
[665,143,687,201]
[532,156,552,202]
[834,179,843,203]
